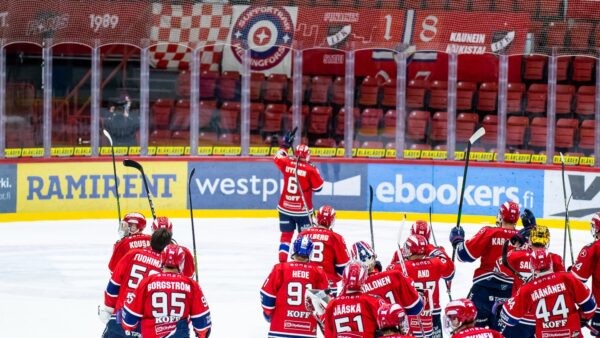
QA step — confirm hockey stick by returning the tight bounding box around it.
[294,150,314,227]
[103,129,122,226]
[188,168,199,283]
[559,153,575,265]
[452,127,486,263]
[428,205,438,247]
[501,240,528,282]
[123,159,156,220]
[369,185,375,250]
[306,288,330,334]
[587,323,600,336]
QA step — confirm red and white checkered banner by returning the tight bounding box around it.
[149,3,232,71]
[222,6,298,76]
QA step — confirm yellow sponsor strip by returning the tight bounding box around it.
[198,146,213,156]
[471,152,494,161]
[311,147,337,157]
[454,151,465,160]
[21,148,45,158]
[156,146,185,156]
[129,146,141,156]
[421,150,447,160]
[51,147,74,157]
[74,147,92,156]
[5,148,22,158]
[336,148,357,157]
[404,150,421,159]
[0,209,588,230]
[552,155,580,166]
[504,153,532,163]
[249,147,271,156]
[531,154,547,164]
[579,157,595,166]
[356,148,385,158]
[213,146,241,156]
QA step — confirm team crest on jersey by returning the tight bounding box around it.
[230,6,294,71]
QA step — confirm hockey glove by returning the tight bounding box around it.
[449,226,465,248]
[492,300,505,319]
[510,227,531,247]
[281,129,296,149]
[374,260,383,273]
[263,311,272,323]
[520,208,536,229]
[98,305,114,324]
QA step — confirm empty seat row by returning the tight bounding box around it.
[523,55,595,83]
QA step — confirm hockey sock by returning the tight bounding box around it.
[279,231,294,263]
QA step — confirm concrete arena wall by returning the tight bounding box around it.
[0,157,598,230]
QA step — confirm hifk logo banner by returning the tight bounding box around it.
[0,164,17,213]
[543,170,600,220]
[368,163,542,216]
[222,5,297,76]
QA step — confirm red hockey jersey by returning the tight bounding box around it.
[456,226,519,284]
[274,148,324,216]
[390,255,454,336]
[122,272,211,338]
[451,327,503,338]
[390,244,442,265]
[571,240,600,312]
[261,261,329,338]
[361,270,423,316]
[105,248,162,312]
[323,292,387,338]
[502,271,597,338]
[299,226,350,284]
[108,233,151,273]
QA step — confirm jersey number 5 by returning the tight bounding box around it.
[335,315,364,332]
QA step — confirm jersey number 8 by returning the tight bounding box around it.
[310,242,324,262]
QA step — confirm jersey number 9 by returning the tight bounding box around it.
[152,292,186,318]
[287,282,312,306]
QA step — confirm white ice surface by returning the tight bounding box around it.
[0,218,595,337]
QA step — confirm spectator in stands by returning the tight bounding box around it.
[104,95,139,147]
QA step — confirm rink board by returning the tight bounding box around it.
[0,157,598,229]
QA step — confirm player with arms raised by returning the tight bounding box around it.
[501,247,597,338]
[274,131,324,263]
[108,212,151,274]
[298,205,349,295]
[444,299,503,338]
[571,212,600,336]
[99,228,172,338]
[323,261,388,338]
[449,201,520,330]
[350,241,424,316]
[261,235,329,338]
[390,234,454,338]
[376,303,417,338]
[121,244,211,338]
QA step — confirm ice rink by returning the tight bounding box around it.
[0,217,595,337]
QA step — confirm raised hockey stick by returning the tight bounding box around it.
[428,205,438,247]
[395,213,409,277]
[452,127,486,263]
[501,240,528,282]
[294,150,314,226]
[123,159,156,220]
[188,168,199,283]
[559,153,575,265]
[103,129,122,226]
[369,185,375,250]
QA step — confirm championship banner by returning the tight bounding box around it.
[222,6,297,76]
[149,3,232,71]
[409,11,530,55]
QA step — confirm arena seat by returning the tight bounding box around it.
[528,117,548,148]
[556,57,570,82]
[555,118,578,149]
[457,81,477,111]
[429,81,448,111]
[149,130,172,146]
[309,76,332,105]
[151,98,174,130]
[523,55,546,82]
[335,107,360,137]
[286,75,310,103]
[572,57,595,83]
[200,71,219,100]
[579,119,595,151]
[407,79,429,109]
[308,106,333,135]
[250,103,265,131]
[472,0,493,11]
[568,22,593,50]
[506,116,529,147]
[250,73,265,101]
[170,131,190,146]
[477,82,498,112]
[409,143,432,150]
[262,104,287,133]
[539,0,562,17]
[315,138,337,148]
[361,140,384,149]
[358,76,379,107]
[177,71,191,98]
[250,134,265,146]
[545,22,567,47]
[382,79,397,107]
[264,74,288,103]
[198,131,218,144]
[555,84,575,115]
[507,82,525,114]
[481,115,498,146]
[170,99,191,131]
[358,108,383,137]
[431,111,448,142]
[525,84,548,114]
[219,71,240,101]
[382,110,397,139]
[575,86,596,117]
[199,100,216,129]
[219,102,240,131]
[217,133,240,146]
[456,112,479,143]
[406,110,430,142]
[332,76,346,106]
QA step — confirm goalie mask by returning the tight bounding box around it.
[529,225,550,248]
[118,212,147,237]
[350,241,377,271]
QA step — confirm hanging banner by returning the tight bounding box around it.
[566,0,600,19]
[222,5,297,76]
[409,11,530,55]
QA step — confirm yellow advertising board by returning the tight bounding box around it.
[17,161,187,216]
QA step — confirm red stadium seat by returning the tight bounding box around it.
[331,76,345,106]
[170,131,190,146]
[262,104,286,133]
[250,73,265,101]
[529,117,547,148]
[555,84,575,115]
[506,116,529,147]
[152,98,174,130]
[200,100,216,129]
[358,76,379,107]
[481,115,498,146]
[407,79,428,109]
[200,71,219,100]
[315,138,337,148]
[250,103,264,131]
[198,131,218,144]
[219,102,240,131]
[526,84,547,114]
[382,110,397,139]
[409,143,432,150]
[429,81,448,111]
[335,107,360,137]
[404,0,424,9]
[286,75,311,103]
[219,71,240,101]
[456,112,478,143]
[150,130,172,146]
[338,140,360,149]
[539,0,562,17]
[217,133,240,146]
[310,76,332,105]
[177,71,191,98]
[447,0,470,10]
[358,108,383,137]
[523,55,546,82]
[546,22,567,47]
[457,81,477,111]
[361,140,384,149]
[556,118,578,149]
[431,112,448,142]
[264,74,288,102]
[557,57,570,82]
[308,106,333,135]
[579,119,595,151]
[572,57,595,83]
[477,82,498,112]
[576,86,596,117]
[250,134,265,146]
[568,22,593,50]
[382,79,397,107]
[507,83,525,114]
[171,99,190,131]
[406,110,430,142]
[494,0,515,11]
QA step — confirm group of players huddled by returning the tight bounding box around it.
[265,134,600,338]
[94,133,600,338]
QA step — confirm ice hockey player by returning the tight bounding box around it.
[444,299,503,338]
[261,235,329,338]
[390,220,450,265]
[121,244,211,338]
[571,212,600,336]
[108,212,151,273]
[323,260,389,337]
[298,205,349,295]
[389,234,454,338]
[99,228,172,338]
[376,303,417,338]
[274,130,324,263]
[153,216,196,279]
[449,201,520,330]
[493,224,565,338]
[350,241,424,316]
[501,247,597,337]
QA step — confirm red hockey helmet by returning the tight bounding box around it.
[591,213,600,238]
[317,205,336,228]
[120,212,147,236]
[530,247,553,273]
[377,303,410,334]
[497,201,520,225]
[161,244,186,272]
[402,234,428,258]
[444,298,477,333]
[295,144,310,161]
[410,220,431,241]
[152,216,173,232]
[350,241,377,270]
[342,260,368,291]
